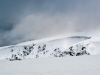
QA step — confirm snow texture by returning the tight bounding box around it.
[0,55,100,75]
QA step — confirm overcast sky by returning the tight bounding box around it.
[0,0,100,46]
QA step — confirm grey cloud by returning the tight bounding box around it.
[0,0,100,46]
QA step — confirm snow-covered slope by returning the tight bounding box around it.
[0,34,98,60]
[0,55,100,75]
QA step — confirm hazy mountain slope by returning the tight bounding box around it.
[0,35,95,60]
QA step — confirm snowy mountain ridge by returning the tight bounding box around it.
[0,35,98,61]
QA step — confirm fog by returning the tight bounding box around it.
[0,0,100,46]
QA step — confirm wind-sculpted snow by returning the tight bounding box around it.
[67,41,97,56]
[0,36,97,61]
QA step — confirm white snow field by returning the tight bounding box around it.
[0,33,100,75]
[0,55,100,75]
